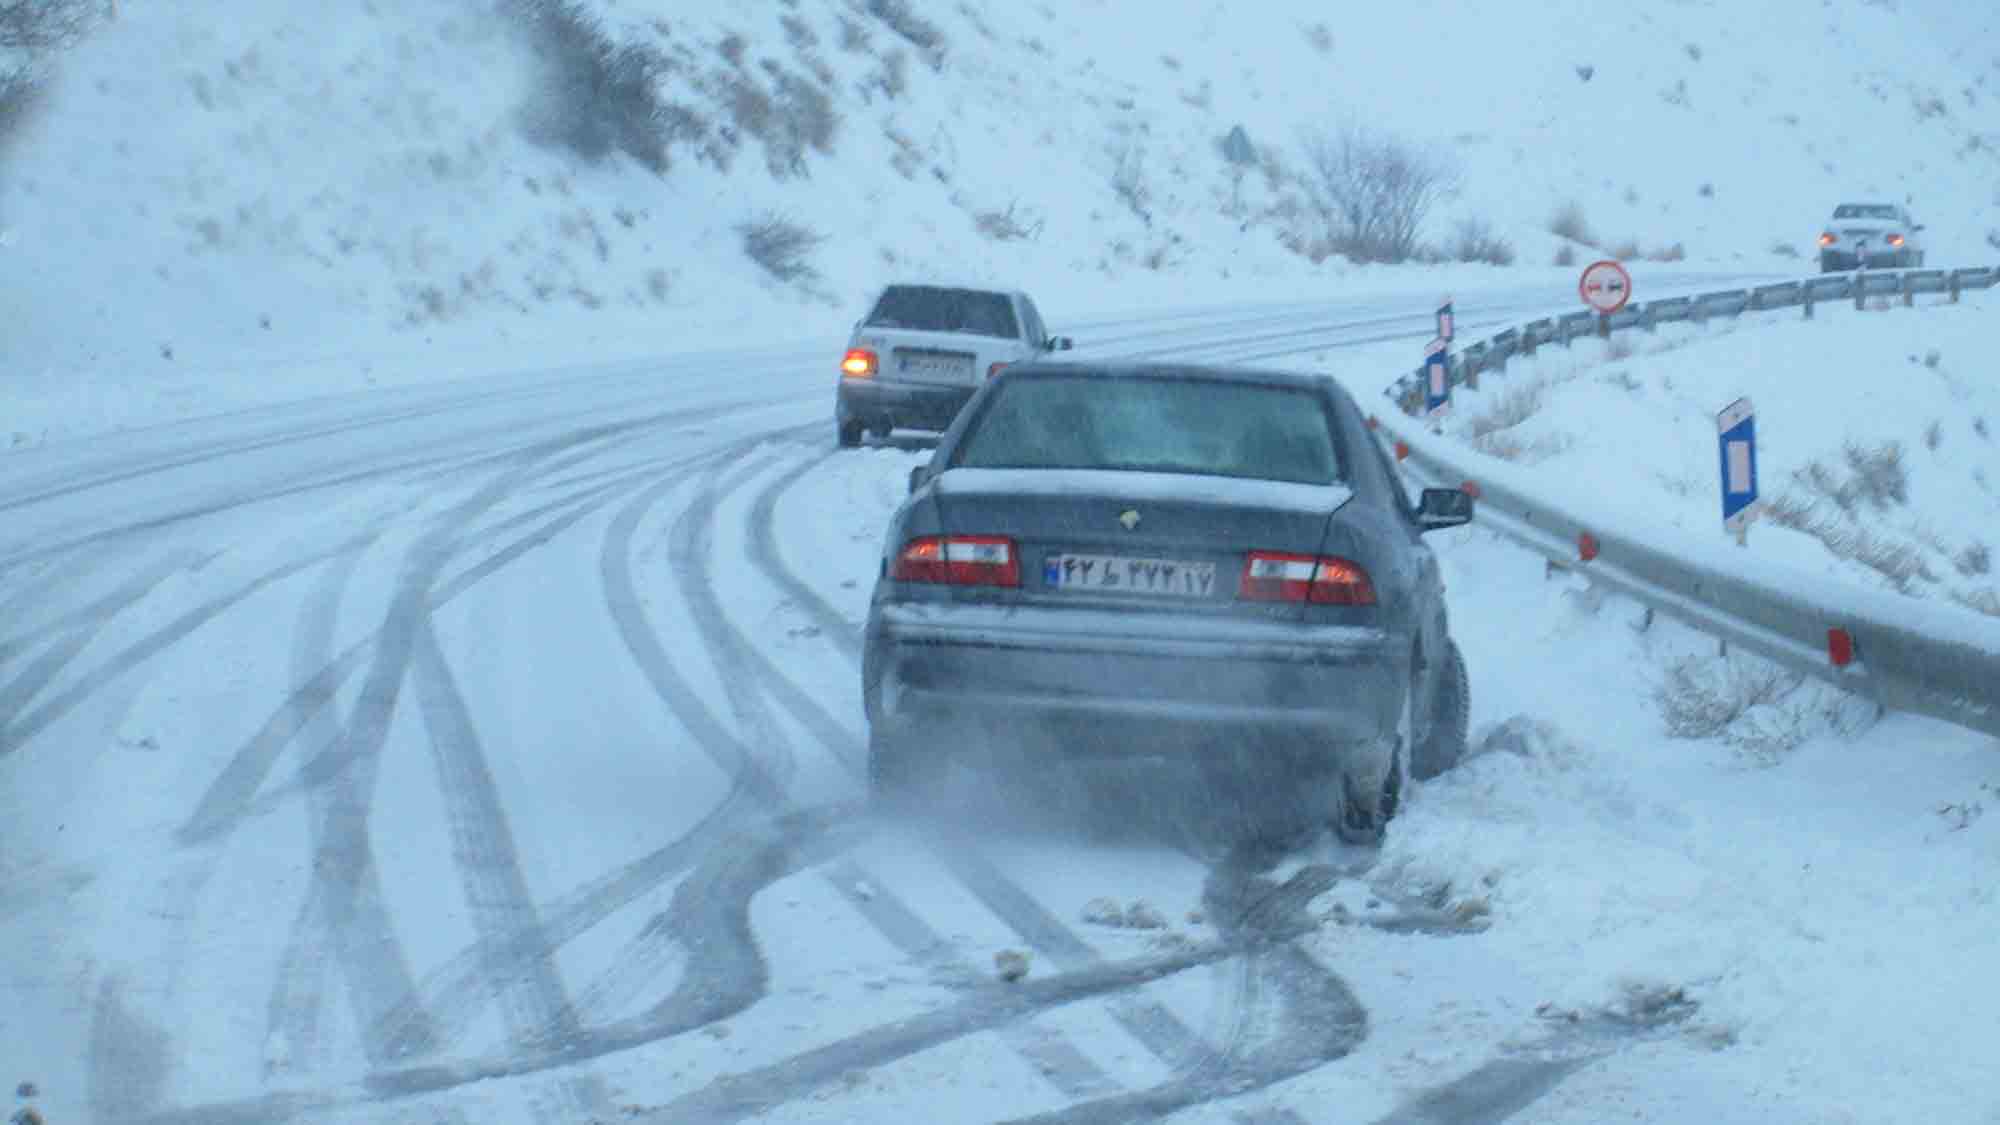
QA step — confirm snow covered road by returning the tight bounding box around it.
[6,277,1995,1125]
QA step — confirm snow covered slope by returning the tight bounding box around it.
[3,0,1997,443]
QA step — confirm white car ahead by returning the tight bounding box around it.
[835,283,1073,448]
[1818,202,1926,271]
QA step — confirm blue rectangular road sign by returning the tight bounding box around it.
[1717,397,1758,532]
[1424,338,1450,416]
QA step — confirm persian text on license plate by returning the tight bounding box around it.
[898,352,972,379]
[1044,554,1217,597]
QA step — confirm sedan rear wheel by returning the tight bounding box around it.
[1332,684,1411,847]
[838,418,865,448]
[1410,640,1470,781]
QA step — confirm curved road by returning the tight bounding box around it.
[0,276,1762,1125]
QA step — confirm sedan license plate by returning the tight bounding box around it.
[897,352,973,380]
[1044,553,1217,598]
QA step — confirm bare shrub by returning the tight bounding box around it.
[1111,138,1151,222]
[0,0,98,51]
[1841,440,1908,508]
[1957,541,1992,577]
[1548,200,1595,246]
[1303,22,1333,52]
[865,0,946,65]
[1467,380,1547,441]
[1952,588,2000,617]
[1605,335,1636,361]
[510,0,689,176]
[1764,495,1934,591]
[835,14,870,52]
[1770,239,1799,258]
[1925,420,1943,450]
[870,47,908,99]
[779,13,817,49]
[724,66,839,177]
[738,213,824,283]
[1553,243,1577,267]
[717,32,747,67]
[882,124,921,178]
[1648,242,1686,262]
[1607,238,1642,261]
[1448,217,1515,265]
[1654,654,1803,740]
[1298,123,1457,263]
[973,201,1041,242]
[646,268,671,302]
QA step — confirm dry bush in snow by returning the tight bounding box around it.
[1548,200,1595,247]
[1448,217,1515,266]
[864,0,946,68]
[973,202,1041,242]
[510,0,692,176]
[1552,243,1577,267]
[738,213,824,283]
[1653,653,1865,762]
[1770,239,1800,258]
[1298,123,1457,263]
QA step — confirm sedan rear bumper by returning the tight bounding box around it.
[866,601,1404,753]
[837,377,976,433]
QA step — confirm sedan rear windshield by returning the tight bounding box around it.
[1833,204,1899,220]
[866,286,1020,339]
[951,374,1345,485]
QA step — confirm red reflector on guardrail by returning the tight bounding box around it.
[1366,415,1380,430]
[1578,532,1600,562]
[1461,480,1482,499]
[1394,440,1410,461]
[1828,627,1855,667]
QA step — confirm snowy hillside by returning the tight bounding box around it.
[3,0,1998,444]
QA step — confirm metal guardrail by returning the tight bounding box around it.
[1376,265,2000,741]
[1389,264,2000,409]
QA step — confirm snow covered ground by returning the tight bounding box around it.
[3,294,1997,1125]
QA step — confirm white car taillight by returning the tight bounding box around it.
[1238,552,1376,605]
[842,348,877,377]
[891,536,1021,587]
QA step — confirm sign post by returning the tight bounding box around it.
[1436,298,1455,345]
[1423,337,1450,422]
[1579,260,1633,337]
[1717,397,1758,546]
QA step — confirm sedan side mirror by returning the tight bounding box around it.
[1416,487,1474,531]
[1912,223,1926,232]
[908,464,930,494]
[1049,335,1074,352]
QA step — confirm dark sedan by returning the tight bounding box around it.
[861,362,1474,844]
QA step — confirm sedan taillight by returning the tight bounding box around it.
[1238,552,1376,605]
[891,535,1020,587]
[987,362,1009,379]
[1886,233,1905,247]
[842,348,877,378]
[1818,232,1837,247]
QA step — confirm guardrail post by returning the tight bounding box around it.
[1803,287,1813,320]
[1949,272,1961,304]
[1640,304,1656,333]
[1597,314,1610,340]
[1902,272,1915,308]
[1855,272,1866,312]
[1523,325,1538,358]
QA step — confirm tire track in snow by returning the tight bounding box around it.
[0,535,367,759]
[660,444,1128,1096]
[0,549,201,724]
[407,619,611,1122]
[267,431,634,1070]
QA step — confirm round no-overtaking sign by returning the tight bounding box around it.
[1579,259,1632,314]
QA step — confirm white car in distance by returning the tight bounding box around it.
[835,283,1073,448]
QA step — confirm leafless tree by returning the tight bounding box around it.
[1299,123,1457,263]
[0,0,98,52]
